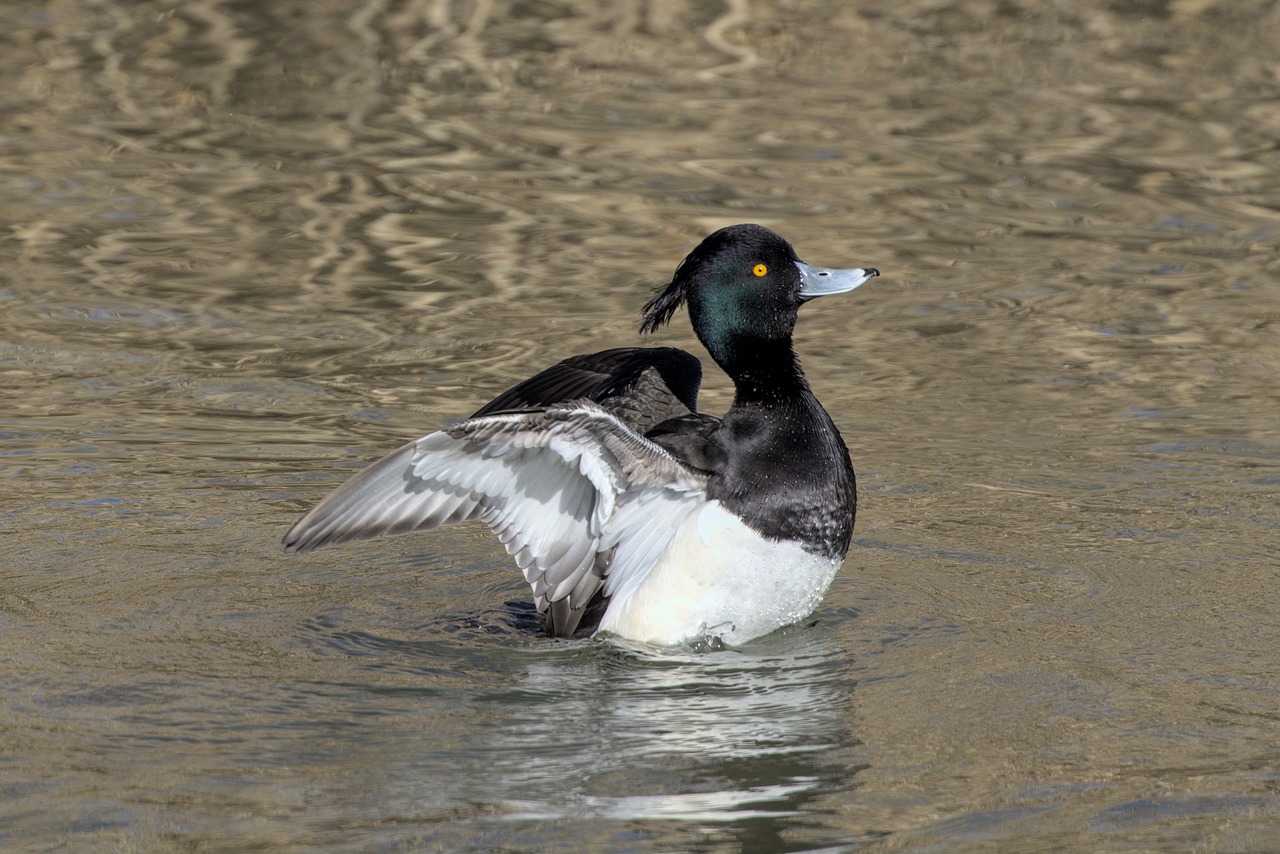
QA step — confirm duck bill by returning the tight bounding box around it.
[796,261,879,301]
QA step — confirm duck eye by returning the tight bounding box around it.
[752,263,768,277]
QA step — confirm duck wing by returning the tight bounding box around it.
[282,401,709,637]
[472,347,703,435]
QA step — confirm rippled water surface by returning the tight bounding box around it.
[4,0,1280,851]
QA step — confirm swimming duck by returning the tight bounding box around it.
[283,224,878,646]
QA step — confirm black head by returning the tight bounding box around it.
[642,224,803,338]
[641,224,876,376]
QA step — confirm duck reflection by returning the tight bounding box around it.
[300,602,868,848]
[477,631,859,830]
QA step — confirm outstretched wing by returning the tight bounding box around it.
[282,402,709,636]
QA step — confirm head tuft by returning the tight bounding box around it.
[639,256,692,334]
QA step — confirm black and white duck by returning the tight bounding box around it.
[284,223,878,646]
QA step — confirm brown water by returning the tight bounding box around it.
[4,0,1280,851]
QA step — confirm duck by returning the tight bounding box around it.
[283,224,878,647]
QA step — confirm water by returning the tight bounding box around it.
[4,0,1280,850]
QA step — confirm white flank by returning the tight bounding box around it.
[598,501,841,646]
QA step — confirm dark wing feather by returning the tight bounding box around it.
[471,347,703,434]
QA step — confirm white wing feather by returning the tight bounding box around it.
[283,402,709,622]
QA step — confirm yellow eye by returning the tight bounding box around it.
[752,263,768,277]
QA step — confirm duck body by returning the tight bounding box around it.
[284,224,878,647]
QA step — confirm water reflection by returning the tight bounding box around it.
[298,604,863,847]
[500,636,854,790]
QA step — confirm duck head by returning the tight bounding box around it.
[641,224,878,381]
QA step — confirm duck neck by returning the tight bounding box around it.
[718,337,811,405]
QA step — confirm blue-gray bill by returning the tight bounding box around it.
[796,261,879,300]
